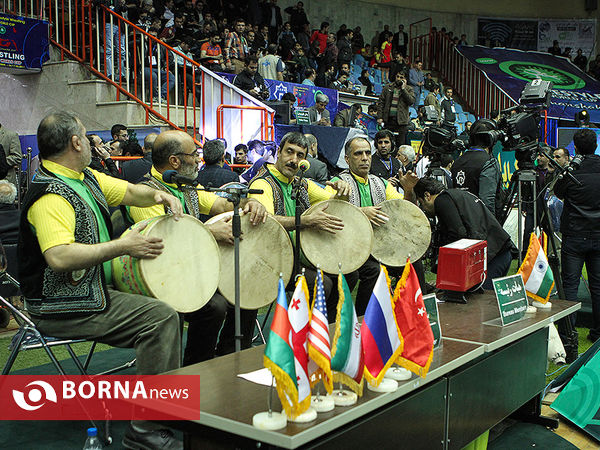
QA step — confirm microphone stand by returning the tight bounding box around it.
[177,181,263,353]
[291,169,307,277]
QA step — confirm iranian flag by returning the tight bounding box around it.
[518,233,555,304]
[330,273,364,396]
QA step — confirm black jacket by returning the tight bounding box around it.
[554,154,600,237]
[120,153,153,184]
[196,164,239,188]
[370,153,401,179]
[0,203,19,245]
[233,70,269,100]
[434,189,514,261]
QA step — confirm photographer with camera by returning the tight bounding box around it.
[451,118,503,218]
[87,134,121,178]
[554,128,600,343]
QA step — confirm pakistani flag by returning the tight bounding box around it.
[517,233,555,303]
[264,277,299,417]
[331,273,364,396]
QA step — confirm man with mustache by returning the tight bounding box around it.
[248,131,351,320]
[128,130,267,361]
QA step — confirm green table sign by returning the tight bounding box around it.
[295,107,311,125]
[493,274,529,326]
[423,294,442,348]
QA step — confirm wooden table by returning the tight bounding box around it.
[158,293,579,449]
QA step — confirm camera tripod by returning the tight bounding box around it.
[500,150,579,362]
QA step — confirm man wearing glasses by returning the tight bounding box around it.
[128,130,267,364]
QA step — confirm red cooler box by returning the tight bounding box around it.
[436,239,487,292]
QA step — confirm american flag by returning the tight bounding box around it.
[307,269,333,392]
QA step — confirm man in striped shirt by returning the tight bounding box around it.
[225,19,249,74]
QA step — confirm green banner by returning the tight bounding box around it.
[493,274,528,326]
[423,294,442,348]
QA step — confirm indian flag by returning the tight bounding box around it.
[517,233,554,304]
[330,273,364,396]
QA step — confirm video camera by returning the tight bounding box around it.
[471,79,553,169]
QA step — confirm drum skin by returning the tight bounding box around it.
[206,212,294,309]
[112,215,220,313]
[300,199,373,274]
[370,199,431,266]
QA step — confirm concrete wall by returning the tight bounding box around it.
[281,0,599,56]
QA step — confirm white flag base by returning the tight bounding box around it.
[525,305,538,315]
[252,411,287,430]
[367,378,398,393]
[311,394,335,412]
[288,407,317,423]
[532,300,552,309]
[385,366,413,381]
[331,389,357,406]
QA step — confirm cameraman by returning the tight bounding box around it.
[554,128,600,343]
[451,118,502,218]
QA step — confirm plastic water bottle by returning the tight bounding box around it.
[83,427,102,450]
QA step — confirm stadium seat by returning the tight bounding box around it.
[468,113,476,123]
[454,103,464,114]
[409,107,417,119]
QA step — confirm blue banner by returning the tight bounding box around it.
[457,46,600,123]
[0,13,49,70]
[218,73,339,118]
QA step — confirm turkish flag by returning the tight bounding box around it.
[393,261,434,378]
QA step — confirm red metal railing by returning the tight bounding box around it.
[408,18,432,65]
[2,0,272,147]
[216,105,274,143]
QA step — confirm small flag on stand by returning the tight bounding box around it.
[393,260,434,378]
[264,277,299,418]
[361,265,404,386]
[518,232,555,303]
[288,274,312,415]
[307,269,333,393]
[331,272,364,396]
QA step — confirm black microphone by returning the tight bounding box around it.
[162,170,198,186]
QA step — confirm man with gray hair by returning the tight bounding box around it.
[397,144,416,173]
[308,93,331,126]
[302,134,328,183]
[0,180,19,244]
[197,139,239,188]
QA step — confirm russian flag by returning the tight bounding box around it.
[361,266,404,386]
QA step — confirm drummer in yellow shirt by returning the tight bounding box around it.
[127,130,267,361]
[248,131,352,322]
[330,136,419,315]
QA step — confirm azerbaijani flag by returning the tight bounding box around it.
[361,266,404,386]
[331,272,364,396]
[393,260,434,378]
[264,277,299,417]
[517,233,555,303]
[288,274,312,415]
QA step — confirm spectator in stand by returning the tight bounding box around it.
[315,64,336,89]
[389,52,409,81]
[143,30,175,102]
[358,69,374,96]
[200,33,225,72]
[187,1,204,33]
[233,144,249,175]
[337,29,353,71]
[233,56,269,100]
[308,93,331,126]
[225,19,249,74]
[310,22,329,55]
[548,40,562,56]
[197,139,239,188]
[574,48,588,72]
[172,37,201,104]
[367,104,377,117]
[441,87,457,131]
[203,12,218,33]
[180,0,195,24]
[424,72,437,91]
[377,71,415,146]
[563,47,573,60]
[258,44,284,81]
[458,34,468,46]
[392,24,408,57]
[262,0,282,44]
[332,72,350,91]
[257,25,271,52]
[303,134,329,184]
[296,23,311,53]
[319,33,338,73]
[246,29,260,55]
[121,133,156,184]
[136,11,152,31]
[278,22,297,59]
[424,85,441,118]
[104,0,128,78]
[284,1,309,34]
[378,25,392,49]
[352,26,365,55]
[409,60,425,106]
[160,13,186,45]
[336,24,347,41]
[162,0,175,25]
[291,46,311,82]
[302,68,317,86]
[353,43,370,69]
[379,34,393,84]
